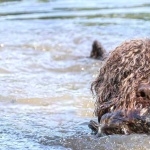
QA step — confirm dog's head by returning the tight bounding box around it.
[92,39,150,135]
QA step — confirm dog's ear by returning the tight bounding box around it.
[90,40,106,60]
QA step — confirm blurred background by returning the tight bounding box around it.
[0,0,150,149]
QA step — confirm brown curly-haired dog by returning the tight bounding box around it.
[89,39,150,136]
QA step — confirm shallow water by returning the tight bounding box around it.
[0,0,150,149]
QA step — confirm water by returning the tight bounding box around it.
[0,0,150,149]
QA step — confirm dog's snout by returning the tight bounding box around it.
[138,84,150,99]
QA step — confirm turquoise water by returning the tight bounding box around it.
[0,0,150,149]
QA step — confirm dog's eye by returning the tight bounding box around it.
[140,91,146,97]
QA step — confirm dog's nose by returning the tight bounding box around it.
[138,84,150,99]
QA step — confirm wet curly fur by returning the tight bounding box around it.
[90,39,150,135]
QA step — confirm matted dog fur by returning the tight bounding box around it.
[89,39,150,136]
